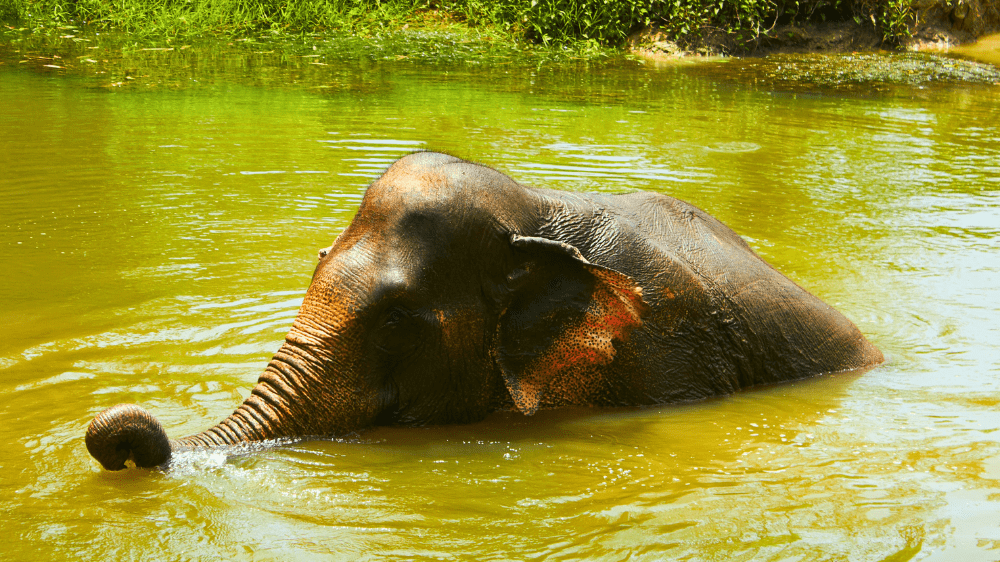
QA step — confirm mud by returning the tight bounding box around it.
[628,0,1000,59]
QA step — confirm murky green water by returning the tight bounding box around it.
[2,36,999,560]
[949,33,1000,68]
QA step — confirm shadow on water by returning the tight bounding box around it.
[0,26,635,91]
[4,26,1000,99]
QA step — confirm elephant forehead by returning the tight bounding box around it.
[354,176,477,240]
[353,156,532,240]
[364,158,517,216]
[368,165,451,205]
[351,202,499,265]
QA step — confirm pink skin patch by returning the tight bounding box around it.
[506,266,647,414]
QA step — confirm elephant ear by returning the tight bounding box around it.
[496,234,647,415]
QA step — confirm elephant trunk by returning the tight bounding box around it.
[85,403,173,470]
[85,340,343,470]
[84,391,286,471]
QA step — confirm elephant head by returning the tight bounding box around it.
[86,152,648,470]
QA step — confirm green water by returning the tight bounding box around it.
[2,38,1000,560]
[950,33,1000,68]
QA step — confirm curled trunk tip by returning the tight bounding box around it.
[85,403,171,470]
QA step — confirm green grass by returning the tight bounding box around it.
[6,0,442,37]
[1,0,918,51]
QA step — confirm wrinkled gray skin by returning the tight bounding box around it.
[85,151,883,470]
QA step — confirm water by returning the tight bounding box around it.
[2,36,999,560]
[948,33,1000,67]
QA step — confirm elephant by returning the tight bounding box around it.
[85,151,883,470]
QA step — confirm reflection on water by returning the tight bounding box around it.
[2,42,1000,560]
[947,33,1000,68]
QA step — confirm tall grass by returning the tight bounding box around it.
[3,0,916,48]
[5,0,434,36]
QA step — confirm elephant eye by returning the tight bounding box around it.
[376,308,418,355]
[385,309,405,325]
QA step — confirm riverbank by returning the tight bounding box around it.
[627,0,1000,59]
[3,0,999,59]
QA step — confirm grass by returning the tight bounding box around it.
[1,0,923,53]
[5,0,458,38]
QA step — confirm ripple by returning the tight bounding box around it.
[704,141,762,153]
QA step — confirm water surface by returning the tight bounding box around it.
[2,39,1000,560]
[948,32,1000,67]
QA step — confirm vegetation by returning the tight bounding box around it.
[1,0,918,52]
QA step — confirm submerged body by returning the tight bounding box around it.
[86,152,882,470]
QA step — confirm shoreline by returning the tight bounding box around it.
[3,9,999,75]
[3,0,999,63]
[627,5,1000,62]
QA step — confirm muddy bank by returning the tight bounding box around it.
[629,0,1000,59]
[905,0,1000,48]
